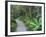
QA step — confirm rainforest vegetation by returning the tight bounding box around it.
[10,5,42,32]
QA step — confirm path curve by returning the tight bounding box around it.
[16,19,27,32]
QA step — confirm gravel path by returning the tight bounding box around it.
[16,19,27,32]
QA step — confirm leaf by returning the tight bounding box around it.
[32,18,39,25]
[30,21,36,27]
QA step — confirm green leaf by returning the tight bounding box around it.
[30,21,36,27]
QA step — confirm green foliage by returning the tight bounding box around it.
[10,5,42,31]
[19,16,42,31]
[10,5,16,32]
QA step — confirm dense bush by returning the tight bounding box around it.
[10,5,42,31]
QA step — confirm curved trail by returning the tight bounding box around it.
[16,19,27,32]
